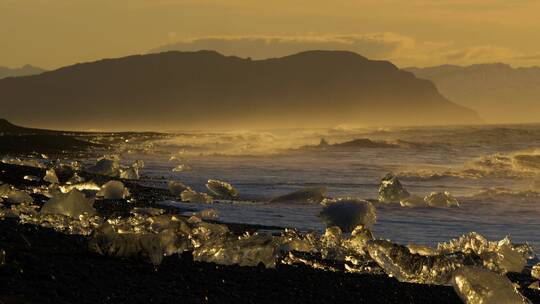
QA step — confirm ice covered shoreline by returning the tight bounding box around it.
[1,159,540,303]
[3,121,540,303]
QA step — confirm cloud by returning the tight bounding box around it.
[150,34,540,68]
[150,33,416,60]
[514,53,540,61]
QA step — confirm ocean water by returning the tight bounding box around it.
[118,124,540,252]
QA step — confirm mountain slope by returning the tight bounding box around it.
[0,51,480,130]
[0,64,45,79]
[406,64,540,123]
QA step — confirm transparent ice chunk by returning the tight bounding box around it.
[119,160,143,180]
[367,239,483,284]
[193,232,277,268]
[180,189,213,204]
[452,266,531,304]
[66,172,85,185]
[1,156,46,168]
[86,158,120,177]
[60,181,101,194]
[342,225,374,256]
[531,263,540,279]
[0,184,11,197]
[168,181,190,197]
[378,173,409,203]
[406,244,438,256]
[319,198,376,232]
[41,189,96,218]
[89,223,164,265]
[424,191,460,208]
[172,164,192,172]
[205,179,238,199]
[130,207,164,216]
[436,233,529,274]
[399,195,426,208]
[194,209,219,219]
[43,168,59,184]
[119,167,139,180]
[276,228,318,254]
[6,189,34,204]
[269,186,327,204]
[23,175,41,182]
[96,181,131,200]
[320,226,344,260]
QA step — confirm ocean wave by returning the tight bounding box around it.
[471,188,540,201]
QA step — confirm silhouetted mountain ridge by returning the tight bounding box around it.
[0,64,45,79]
[406,64,540,123]
[0,50,479,130]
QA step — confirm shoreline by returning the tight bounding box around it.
[1,160,540,303]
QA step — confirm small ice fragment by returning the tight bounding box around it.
[399,195,426,208]
[88,223,167,265]
[1,156,46,168]
[269,186,327,204]
[60,181,101,193]
[367,239,483,284]
[277,228,318,254]
[342,225,375,260]
[172,164,192,172]
[168,181,190,196]
[134,160,145,169]
[86,158,120,177]
[406,244,438,256]
[319,198,376,232]
[424,191,460,207]
[7,189,34,204]
[43,168,59,184]
[119,167,139,180]
[96,181,130,200]
[205,179,238,198]
[23,175,41,182]
[531,263,540,279]
[452,266,531,304]
[0,184,11,197]
[378,173,409,203]
[436,233,528,274]
[320,226,344,260]
[194,209,219,219]
[41,189,96,218]
[66,172,85,184]
[529,281,540,290]
[130,207,164,216]
[119,160,143,180]
[192,232,277,268]
[180,189,213,204]
[187,215,202,224]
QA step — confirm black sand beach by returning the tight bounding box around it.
[1,160,540,304]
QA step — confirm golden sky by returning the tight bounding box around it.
[2,0,540,69]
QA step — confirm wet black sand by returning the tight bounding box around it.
[1,163,540,303]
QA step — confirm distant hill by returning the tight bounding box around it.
[0,118,58,135]
[0,64,45,79]
[406,64,540,123]
[0,51,480,131]
[0,119,99,154]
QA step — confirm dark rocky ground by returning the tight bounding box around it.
[1,160,540,303]
[1,218,467,304]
